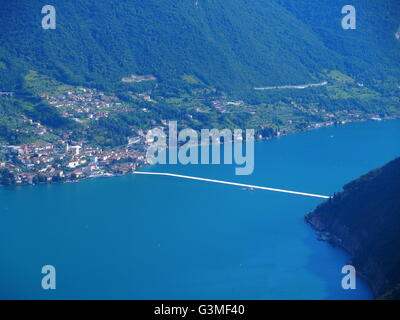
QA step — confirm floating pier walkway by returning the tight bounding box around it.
[133,172,331,199]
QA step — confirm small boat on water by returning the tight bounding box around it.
[244,187,255,191]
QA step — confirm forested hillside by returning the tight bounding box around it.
[276,0,400,84]
[1,0,399,93]
[0,1,399,148]
[306,158,400,299]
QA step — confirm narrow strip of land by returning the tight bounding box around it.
[133,171,331,199]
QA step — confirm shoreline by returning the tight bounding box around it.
[305,213,379,299]
[1,116,399,189]
[305,213,376,299]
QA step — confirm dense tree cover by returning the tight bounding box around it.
[276,0,400,84]
[0,168,16,185]
[0,93,79,142]
[1,0,399,94]
[307,158,400,299]
[27,103,77,129]
[32,174,48,184]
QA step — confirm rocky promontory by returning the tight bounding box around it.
[306,158,400,299]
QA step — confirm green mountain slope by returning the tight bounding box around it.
[306,158,400,299]
[276,0,400,82]
[1,0,398,93]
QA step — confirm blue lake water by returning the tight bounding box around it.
[0,119,399,299]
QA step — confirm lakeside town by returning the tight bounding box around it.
[0,114,393,187]
[0,136,147,186]
[1,75,398,186]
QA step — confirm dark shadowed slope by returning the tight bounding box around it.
[306,157,400,299]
